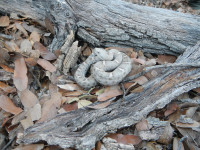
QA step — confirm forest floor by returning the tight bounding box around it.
[0,0,200,150]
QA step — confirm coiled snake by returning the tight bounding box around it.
[74,48,132,89]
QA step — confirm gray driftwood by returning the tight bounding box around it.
[0,0,200,55]
[19,42,200,149]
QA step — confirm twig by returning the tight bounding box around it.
[120,83,126,101]
[178,136,187,150]
[180,99,200,104]
[2,136,16,150]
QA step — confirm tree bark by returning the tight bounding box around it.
[0,0,200,55]
[19,42,200,149]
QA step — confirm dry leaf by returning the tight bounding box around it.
[98,86,122,101]
[4,40,20,52]
[185,106,198,118]
[164,102,178,117]
[136,119,150,131]
[66,97,79,104]
[50,92,62,108]
[37,58,56,72]
[193,87,200,93]
[13,144,44,150]
[131,57,146,65]
[38,101,57,123]
[14,57,28,91]
[27,103,41,121]
[0,16,10,27]
[131,51,137,58]
[79,95,97,101]
[62,90,84,97]
[12,111,27,125]
[25,57,38,66]
[0,81,16,93]
[20,39,40,58]
[19,89,38,108]
[87,101,111,109]
[107,133,142,145]
[20,39,32,53]
[20,115,33,129]
[0,64,14,73]
[22,22,44,34]
[62,102,78,112]
[157,54,177,64]
[33,42,57,60]
[78,100,92,108]
[57,84,81,91]
[30,31,40,43]
[15,22,28,37]
[45,17,55,34]
[0,95,22,115]
[82,47,92,56]
[131,86,144,93]
[145,59,156,66]
[38,92,62,122]
[157,123,174,144]
[146,142,163,150]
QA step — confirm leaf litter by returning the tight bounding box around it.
[0,14,199,150]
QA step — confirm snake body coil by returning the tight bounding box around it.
[74,48,132,89]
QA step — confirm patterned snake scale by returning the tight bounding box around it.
[74,48,132,89]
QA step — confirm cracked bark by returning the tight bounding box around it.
[0,0,200,55]
[19,42,200,149]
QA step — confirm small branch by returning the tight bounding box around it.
[178,136,187,150]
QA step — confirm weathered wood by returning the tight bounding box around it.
[19,42,200,149]
[0,0,200,55]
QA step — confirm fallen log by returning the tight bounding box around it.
[19,42,200,149]
[0,0,200,55]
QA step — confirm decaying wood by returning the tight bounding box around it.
[0,0,200,55]
[19,42,200,149]
[54,30,81,74]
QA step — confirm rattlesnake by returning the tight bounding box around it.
[74,48,132,89]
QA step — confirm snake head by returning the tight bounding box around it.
[93,48,113,61]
